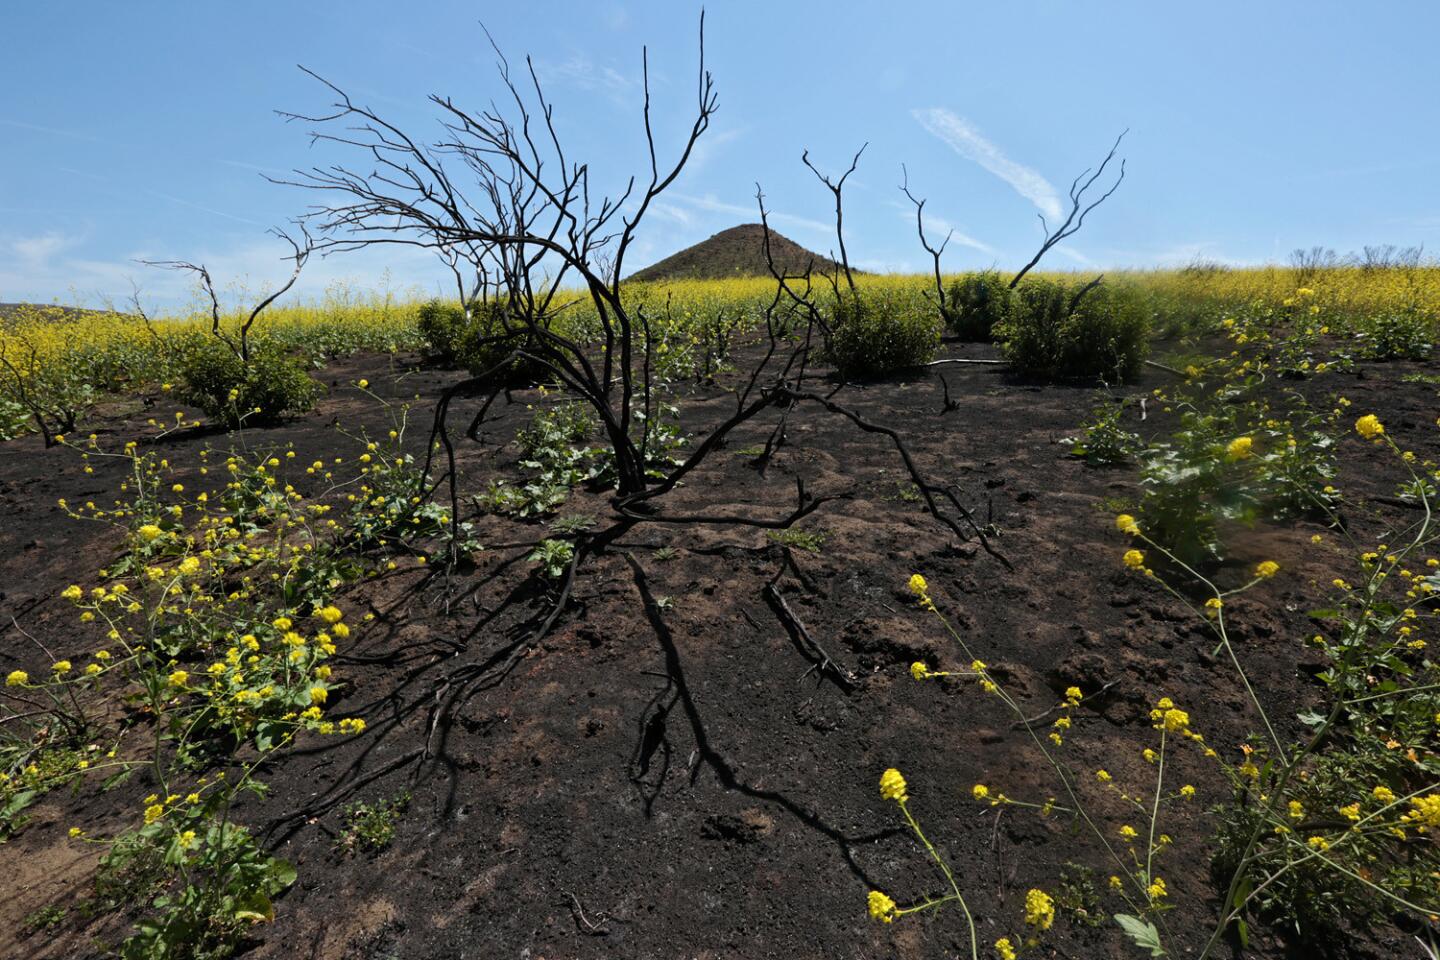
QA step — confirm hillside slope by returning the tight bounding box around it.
[628,223,847,282]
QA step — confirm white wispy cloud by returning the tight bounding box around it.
[887,201,994,255]
[0,234,452,311]
[601,4,629,30]
[1053,246,1099,268]
[219,159,292,177]
[912,108,1062,220]
[854,256,919,274]
[532,55,637,107]
[684,127,744,176]
[0,117,105,143]
[650,202,694,226]
[145,189,265,227]
[9,231,76,265]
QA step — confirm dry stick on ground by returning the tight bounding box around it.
[763,580,858,691]
[565,891,612,936]
[936,372,960,413]
[777,387,1011,570]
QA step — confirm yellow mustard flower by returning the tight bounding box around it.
[1162,708,1190,733]
[868,890,897,923]
[1023,888,1054,931]
[879,768,908,803]
[1355,414,1384,440]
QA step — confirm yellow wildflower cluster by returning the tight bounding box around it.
[867,890,897,923]
[879,768,909,803]
[1022,888,1054,931]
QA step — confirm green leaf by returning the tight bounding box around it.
[267,857,297,891]
[1114,914,1166,957]
[101,767,136,791]
[233,891,274,923]
[1,789,37,821]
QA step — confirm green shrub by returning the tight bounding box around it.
[0,393,29,440]
[177,340,323,427]
[1067,398,1143,466]
[1352,309,1433,360]
[824,289,940,379]
[0,333,98,442]
[943,271,1013,342]
[419,299,549,383]
[997,279,1149,381]
[416,299,471,365]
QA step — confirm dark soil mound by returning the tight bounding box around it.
[628,223,846,282]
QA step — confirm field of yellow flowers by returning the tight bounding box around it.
[0,266,1437,959]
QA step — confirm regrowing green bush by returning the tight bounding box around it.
[943,271,1014,342]
[824,288,940,379]
[997,278,1150,382]
[1352,309,1433,361]
[418,299,549,384]
[177,340,324,427]
[416,299,472,365]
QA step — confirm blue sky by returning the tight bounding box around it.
[3,1,1438,309]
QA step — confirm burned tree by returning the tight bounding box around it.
[901,130,1128,298]
[276,15,994,572]
[900,163,955,317]
[280,19,720,503]
[136,230,324,426]
[902,131,1135,374]
[801,144,866,295]
[143,227,312,363]
[1008,130,1127,289]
